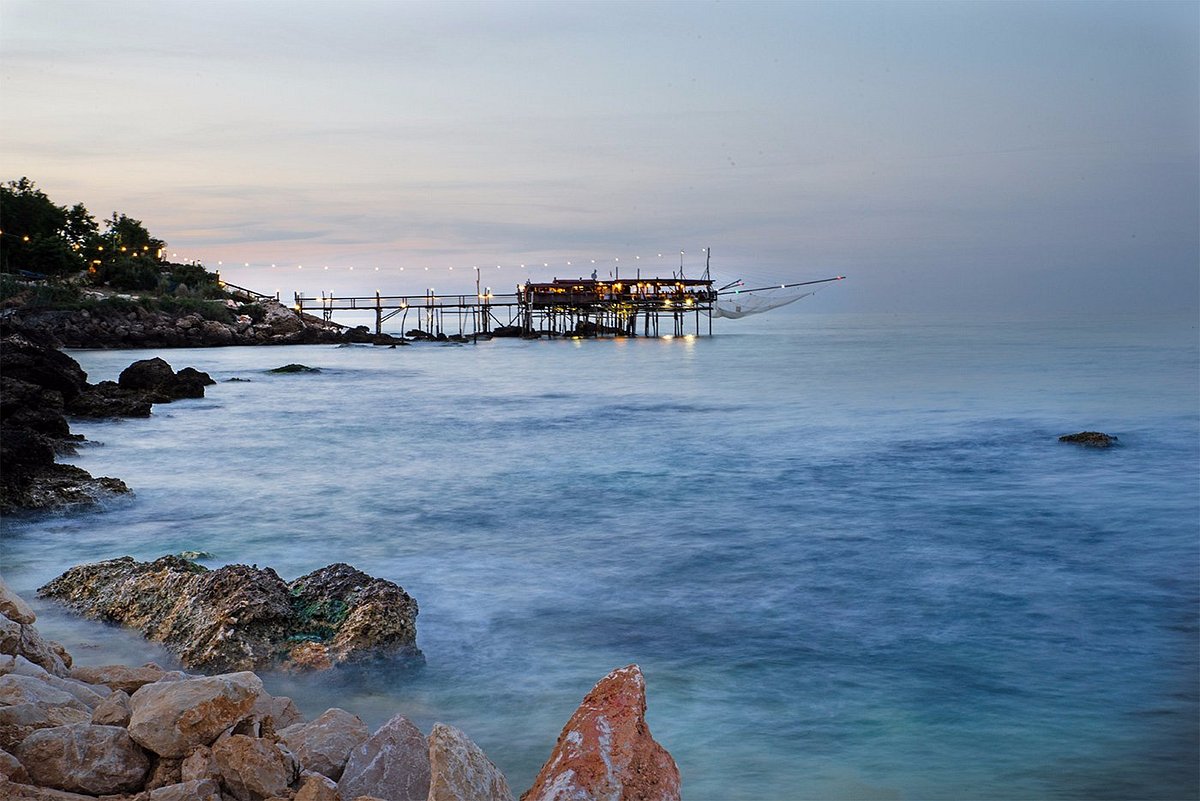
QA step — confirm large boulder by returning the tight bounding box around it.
[0,701,91,752]
[70,663,166,695]
[126,672,263,758]
[278,707,369,780]
[338,714,430,801]
[0,674,86,711]
[39,557,421,672]
[261,302,306,335]
[14,723,151,795]
[521,665,681,801]
[428,723,513,801]
[211,733,299,801]
[117,357,212,402]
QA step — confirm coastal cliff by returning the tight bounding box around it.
[0,327,224,514]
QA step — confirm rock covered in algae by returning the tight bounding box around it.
[269,363,320,373]
[38,556,420,673]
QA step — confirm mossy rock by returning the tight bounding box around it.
[269,364,320,374]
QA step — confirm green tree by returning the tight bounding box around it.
[0,178,83,276]
[63,203,99,249]
[100,212,165,261]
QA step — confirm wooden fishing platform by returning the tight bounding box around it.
[294,276,717,339]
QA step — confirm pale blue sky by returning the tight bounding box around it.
[2,0,1196,312]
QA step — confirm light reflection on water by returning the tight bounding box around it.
[1,312,1197,800]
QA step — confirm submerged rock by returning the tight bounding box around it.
[1058,431,1118,447]
[38,557,420,673]
[522,664,681,801]
[269,363,320,373]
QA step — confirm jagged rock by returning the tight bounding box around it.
[0,747,30,782]
[144,756,183,790]
[0,773,100,800]
[250,692,304,732]
[0,333,130,513]
[211,734,299,801]
[338,714,430,801]
[0,615,70,676]
[294,772,341,801]
[118,357,211,402]
[70,663,166,695]
[269,363,320,373]
[427,723,513,801]
[1058,431,1118,447]
[140,777,223,801]
[521,665,680,801]
[0,658,107,707]
[289,562,420,666]
[67,380,153,418]
[0,674,85,711]
[9,462,130,511]
[39,557,420,672]
[0,377,72,438]
[279,708,369,781]
[262,302,306,335]
[15,723,151,795]
[0,333,88,401]
[180,744,218,783]
[0,703,91,752]
[0,580,36,625]
[126,672,263,757]
[91,689,132,726]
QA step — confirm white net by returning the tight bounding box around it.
[710,286,818,318]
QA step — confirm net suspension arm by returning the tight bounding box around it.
[717,275,845,296]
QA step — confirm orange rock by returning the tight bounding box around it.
[522,665,680,801]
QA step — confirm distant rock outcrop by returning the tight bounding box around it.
[1058,431,1118,447]
[38,557,422,673]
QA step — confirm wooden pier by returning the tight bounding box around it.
[294,276,717,339]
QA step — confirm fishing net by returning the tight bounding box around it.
[710,286,818,318]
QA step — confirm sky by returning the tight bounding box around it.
[1,0,1197,314]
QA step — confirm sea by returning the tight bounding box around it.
[2,310,1197,801]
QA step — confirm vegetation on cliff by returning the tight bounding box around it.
[0,178,242,319]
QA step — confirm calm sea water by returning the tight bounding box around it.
[2,311,1197,801]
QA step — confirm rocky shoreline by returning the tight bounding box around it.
[0,325,223,514]
[0,580,682,800]
[2,299,387,349]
